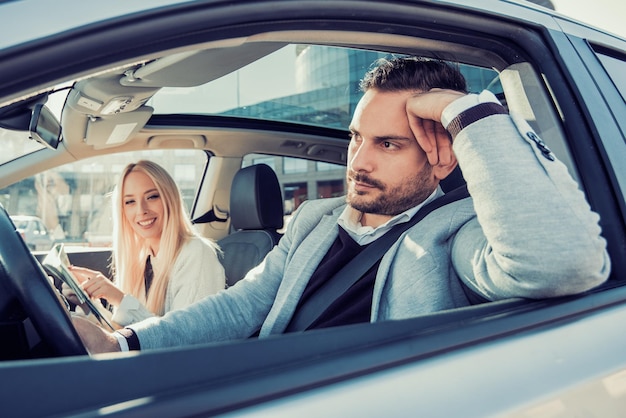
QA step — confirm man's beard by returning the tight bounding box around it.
[346,164,436,216]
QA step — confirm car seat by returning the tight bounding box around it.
[217,164,284,287]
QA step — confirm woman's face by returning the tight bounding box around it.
[122,170,165,253]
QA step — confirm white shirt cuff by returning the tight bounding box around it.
[114,331,129,352]
[441,90,501,128]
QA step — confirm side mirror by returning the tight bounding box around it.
[29,103,61,149]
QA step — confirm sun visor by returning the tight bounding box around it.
[84,106,153,149]
[120,42,287,88]
[68,76,159,117]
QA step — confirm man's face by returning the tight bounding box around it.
[346,89,437,218]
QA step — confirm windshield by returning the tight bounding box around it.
[0,129,45,165]
[0,87,69,164]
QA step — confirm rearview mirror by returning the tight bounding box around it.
[29,104,61,149]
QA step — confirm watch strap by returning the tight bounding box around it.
[446,102,507,139]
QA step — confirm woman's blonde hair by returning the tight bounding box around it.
[111,160,197,315]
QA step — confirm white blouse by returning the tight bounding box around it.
[112,236,225,326]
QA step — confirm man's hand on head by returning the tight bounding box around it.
[406,89,465,168]
[407,88,466,122]
[71,315,121,354]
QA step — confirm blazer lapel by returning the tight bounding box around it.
[261,206,343,334]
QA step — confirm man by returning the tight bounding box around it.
[75,57,610,352]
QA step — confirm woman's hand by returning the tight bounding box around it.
[69,265,125,307]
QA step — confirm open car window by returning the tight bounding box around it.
[0,1,624,416]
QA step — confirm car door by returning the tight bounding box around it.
[549,17,626,279]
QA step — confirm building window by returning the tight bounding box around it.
[246,155,276,170]
[283,157,308,174]
[284,183,308,214]
[174,149,197,156]
[174,164,196,183]
[316,161,343,171]
[317,180,344,199]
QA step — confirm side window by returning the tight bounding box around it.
[594,48,626,102]
[0,150,208,250]
[243,153,346,216]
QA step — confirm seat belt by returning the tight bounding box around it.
[286,185,470,332]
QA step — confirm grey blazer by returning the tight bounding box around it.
[133,109,610,349]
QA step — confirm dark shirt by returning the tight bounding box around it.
[144,255,154,295]
[286,226,381,331]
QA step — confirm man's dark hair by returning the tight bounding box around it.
[359,56,468,93]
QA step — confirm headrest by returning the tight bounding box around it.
[230,164,284,230]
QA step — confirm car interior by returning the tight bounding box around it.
[0,0,624,413]
[0,10,622,396]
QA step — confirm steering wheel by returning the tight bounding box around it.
[0,205,87,356]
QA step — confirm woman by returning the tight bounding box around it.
[68,160,225,327]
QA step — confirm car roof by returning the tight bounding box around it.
[0,0,617,103]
